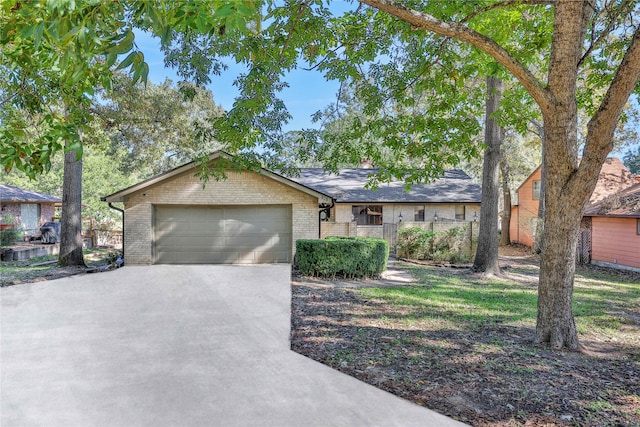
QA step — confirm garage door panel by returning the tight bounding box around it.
[157,236,226,250]
[154,205,291,264]
[224,234,287,246]
[156,251,240,264]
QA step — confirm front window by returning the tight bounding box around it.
[533,180,541,200]
[352,205,383,225]
[637,219,640,235]
[414,205,424,221]
[455,205,465,220]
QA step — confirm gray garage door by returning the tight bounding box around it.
[154,205,292,264]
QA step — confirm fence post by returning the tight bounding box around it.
[469,222,473,259]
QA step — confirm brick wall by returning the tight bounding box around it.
[320,221,356,238]
[123,169,319,264]
[1,202,56,230]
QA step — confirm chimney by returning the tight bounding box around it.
[360,159,373,169]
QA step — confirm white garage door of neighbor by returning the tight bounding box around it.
[154,205,292,264]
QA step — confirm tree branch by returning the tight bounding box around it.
[578,0,636,67]
[358,0,553,115]
[583,26,640,164]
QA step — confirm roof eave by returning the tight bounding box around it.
[101,151,334,204]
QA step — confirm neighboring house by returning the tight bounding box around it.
[583,183,640,272]
[294,168,482,239]
[103,151,482,265]
[510,158,637,247]
[0,184,61,235]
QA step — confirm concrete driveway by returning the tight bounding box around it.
[1,265,464,426]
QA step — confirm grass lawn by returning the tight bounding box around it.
[0,248,118,286]
[291,257,640,426]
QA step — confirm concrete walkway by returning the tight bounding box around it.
[1,265,464,426]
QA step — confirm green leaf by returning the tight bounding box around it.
[18,24,37,39]
[65,140,83,157]
[236,3,255,16]
[108,31,134,55]
[116,51,136,70]
[33,22,45,49]
[106,52,117,67]
[131,60,148,84]
[215,4,235,18]
[70,67,85,84]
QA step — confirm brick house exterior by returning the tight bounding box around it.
[0,185,60,235]
[295,168,482,240]
[103,152,332,265]
[104,152,482,265]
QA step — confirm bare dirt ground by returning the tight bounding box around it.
[291,250,640,426]
[0,248,118,287]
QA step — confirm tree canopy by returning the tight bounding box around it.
[3,0,640,350]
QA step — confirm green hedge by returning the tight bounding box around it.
[296,236,389,279]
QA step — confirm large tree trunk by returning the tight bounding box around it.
[534,116,587,350]
[473,76,503,275]
[58,144,86,267]
[534,1,592,349]
[499,157,511,246]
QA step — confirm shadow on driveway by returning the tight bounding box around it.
[1,265,464,426]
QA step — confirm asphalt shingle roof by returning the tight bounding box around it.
[584,183,640,218]
[0,184,61,203]
[293,168,482,203]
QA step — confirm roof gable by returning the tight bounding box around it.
[292,168,482,203]
[515,158,636,203]
[0,184,61,203]
[515,165,542,194]
[102,151,333,203]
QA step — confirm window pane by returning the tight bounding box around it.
[455,205,465,220]
[352,205,382,225]
[533,180,541,200]
[414,205,424,221]
[367,205,383,225]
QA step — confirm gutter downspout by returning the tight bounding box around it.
[107,202,125,259]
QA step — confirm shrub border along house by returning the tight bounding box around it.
[397,223,477,263]
[296,236,389,279]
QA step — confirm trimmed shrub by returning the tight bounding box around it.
[397,224,474,263]
[397,227,434,259]
[296,236,389,279]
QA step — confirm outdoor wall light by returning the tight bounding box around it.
[473,211,478,222]
[398,212,403,222]
[434,213,438,222]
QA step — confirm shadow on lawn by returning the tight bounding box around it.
[291,281,640,427]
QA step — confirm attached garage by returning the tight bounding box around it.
[102,152,333,265]
[154,205,292,264]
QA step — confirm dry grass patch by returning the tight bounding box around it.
[291,258,640,426]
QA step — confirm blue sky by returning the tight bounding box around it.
[133,31,638,161]
[134,33,341,134]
